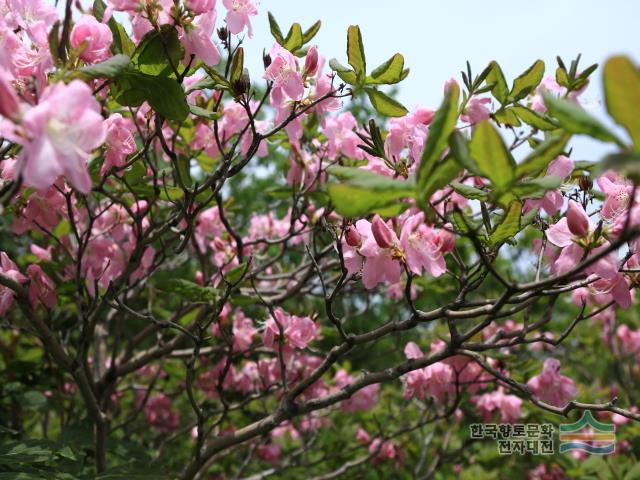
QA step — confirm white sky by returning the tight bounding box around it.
[240,0,639,160]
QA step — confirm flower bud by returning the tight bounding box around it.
[345,225,361,247]
[371,215,394,249]
[217,26,228,41]
[579,175,593,192]
[304,45,318,76]
[263,50,272,69]
[566,200,590,237]
[438,224,456,253]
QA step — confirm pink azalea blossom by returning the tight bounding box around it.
[598,171,633,220]
[181,10,221,66]
[546,201,619,280]
[461,96,491,124]
[524,155,574,215]
[26,264,56,309]
[357,218,402,289]
[13,80,106,193]
[472,387,522,423]
[527,358,577,407]
[142,393,180,431]
[263,307,319,353]
[186,0,215,15]
[102,113,137,174]
[0,252,27,315]
[264,44,304,101]
[402,342,455,403]
[399,212,447,277]
[222,0,257,37]
[322,112,363,160]
[0,68,20,119]
[334,369,380,413]
[70,15,112,63]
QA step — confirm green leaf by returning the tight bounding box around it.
[155,279,218,302]
[543,93,624,146]
[511,105,558,131]
[133,25,184,76]
[421,156,462,200]
[189,104,221,120]
[556,67,570,88]
[364,88,408,117]
[512,175,562,199]
[486,61,509,104]
[449,131,480,174]
[509,59,545,102]
[21,391,47,410]
[267,12,284,43]
[489,201,522,245]
[417,83,460,190]
[202,66,231,89]
[451,182,489,200]
[469,120,516,189]
[366,53,406,85]
[224,262,248,284]
[493,108,521,127]
[115,72,189,122]
[78,54,132,79]
[230,47,244,85]
[283,23,303,52]
[328,58,357,84]
[327,166,414,217]
[346,25,366,78]
[302,20,321,43]
[603,55,640,151]
[516,132,571,178]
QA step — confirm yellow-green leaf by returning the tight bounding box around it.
[510,59,545,102]
[489,201,522,245]
[346,25,366,77]
[603,55,640,151]
[469,120,516,189]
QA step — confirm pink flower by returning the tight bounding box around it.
[401,342,455,403]
[357,219,402,289]
[616,325,640,357]
[399,212,446,277]
[0,252,27,315]
[264,44,304,101]
[524,155,574,216]
[371,214,395,248]
[257,443,281,466]
[461,96,491,124]
[186,0,215,15]
[263,308,319,353]
[598,172,633,220]
[102,113,136,174]
[345,225,362,247]
[472,387,522,423]
[304,45,319,76]
[70,15,112,63]
[334,369,379,412]
[565,200,590,237]
[26,264,56,309]
[222,0,257,37]
[527,358,577,407]
[0,68,20,119]
[546,201,619,280]
[14,80,106,193]
[143,393,180,431]
[181,10,221,66]
[322,112,362,160]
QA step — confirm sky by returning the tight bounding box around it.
[238,0,639,159]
